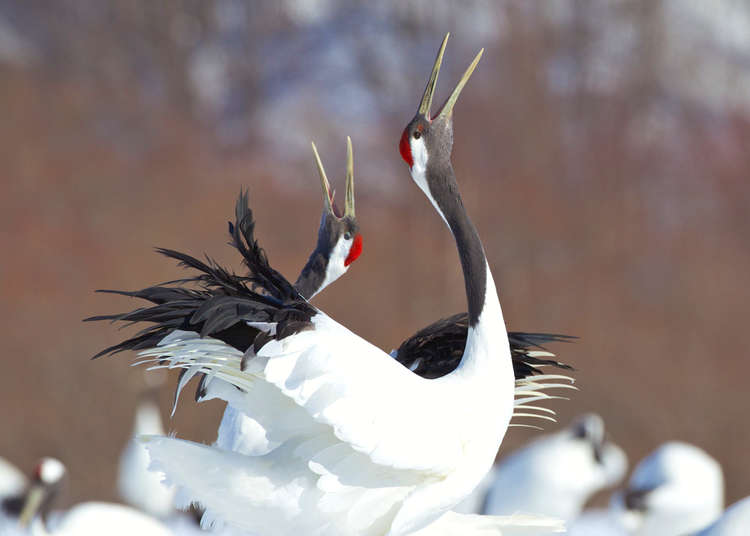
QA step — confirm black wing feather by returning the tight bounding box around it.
[88,191,316,377]
[395,312,575,380]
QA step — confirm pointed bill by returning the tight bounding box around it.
[311,141,334,215]
[418,33,449,117]
[19,485,44,527]
[344,136,355,218]
[436,48,483,120]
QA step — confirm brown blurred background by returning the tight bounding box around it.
[1,0,749,510]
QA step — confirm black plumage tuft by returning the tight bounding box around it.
[2,495,24,517]
[624,486,655,512]
[88,191,317,381]
[507,331,576,379]
[394,312,575,380]
[195,373,209,402]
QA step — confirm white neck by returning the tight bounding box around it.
[309,236,350,300]
[409,139,448,227]
[134,401,164,436]
[409,154,511,377]
[459,262,510,376]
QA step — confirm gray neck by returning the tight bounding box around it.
[294,251,327,299]
[427,160,487,326]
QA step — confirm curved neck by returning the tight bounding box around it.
[294,251,326,300]
[295,212,336,300]
[426,162,488,326]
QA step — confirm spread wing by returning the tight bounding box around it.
[91,192,464,475]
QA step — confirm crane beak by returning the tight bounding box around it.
[311,139,355,220]
[435,47,483,121]
[344,136,355,218]
[418,33,449,117]
[311,141,335,216]
[418,34,483,121]
[18,484,44,527]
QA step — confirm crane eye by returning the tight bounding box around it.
[413,131,422,140]
[344,232,352,240]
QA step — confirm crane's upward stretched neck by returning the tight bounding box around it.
[419,160,509,380]
[425,159,487,327]
[294,230,328,299]
[400,35,509,379]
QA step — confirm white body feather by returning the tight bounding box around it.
[409,511,565,535]
[482,418,627,521]
[567,509,628,536]
[571,442,724,536]
[611,442,723,536]
[0,458,28,535]
[33,502,173,536]
[697,496,750,536]
[140,263,516,536]
[0,457,26,500]
[118,400,176,519]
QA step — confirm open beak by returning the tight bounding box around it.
[311,138,355,220]
[418,34,449,116]
[418,33,484,121]
[311,141,335,216]
[18,484,44,527]
[344,136,355,218]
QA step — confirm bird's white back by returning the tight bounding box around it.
[45,502,173,536]
[0,457,26,499]
[117,400,176,519]
[611,441,724,536]
[483,416,627,521]
[697,496,750,536]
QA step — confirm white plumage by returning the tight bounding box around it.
[118,393,176,519]
[8,457,173,536]
[482,414,627,522]
[0,457,28,535]
[141,279,515,536]
[570,441,724,536]
[697,496,750,536]
[566,509,628,536]
[408,511,564,535]
[36,502,174,536]
[612,441,723,535]
[0,457,26,501]
[96,34,571,536]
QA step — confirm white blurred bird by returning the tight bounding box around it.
[697,495,750,536]
[118,374,176,519]
[17,457,173,536]
[571,441,724,536]
[1,458,65,533]
[612,441,723,535]
[0,457,29,534]
[477,414,627,521]
[566,508,628,536]
[0,457,26,502]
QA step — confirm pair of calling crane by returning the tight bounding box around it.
[90,34,576,536]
